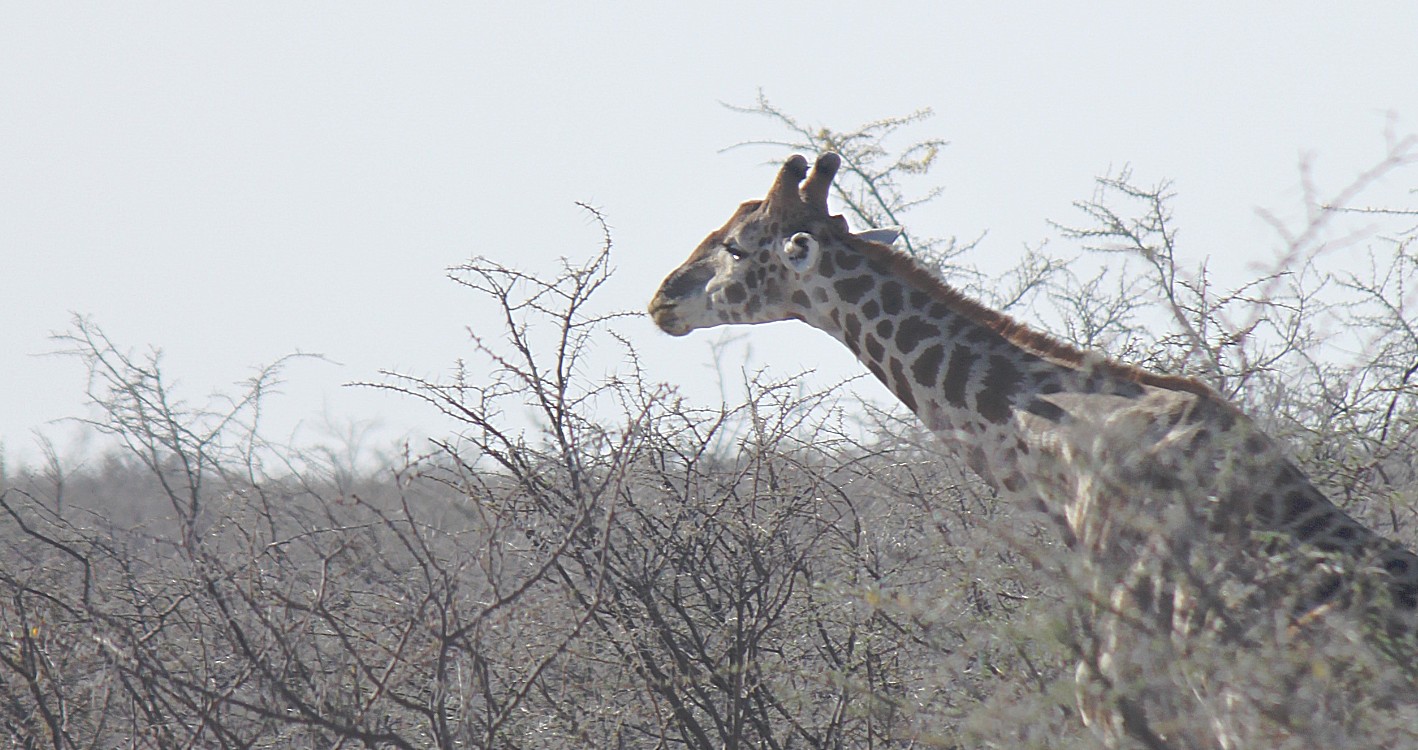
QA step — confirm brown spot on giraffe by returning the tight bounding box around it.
[889,357,917,412]
[861,298,881,320]
[835,248,863,271]
[911,343,945,387]
[879,280,904,315]
[865,334,886,363]
[895,316,938,354]
[834,275,875,304]
[843,312,862,346]
[942,344,978,408]
[976,354,1023,424]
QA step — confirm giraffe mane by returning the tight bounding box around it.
[842,231,1223,401]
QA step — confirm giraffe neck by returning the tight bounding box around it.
[812,281,1044,425]
[797,241,1089,492]
[792,239,1418,616]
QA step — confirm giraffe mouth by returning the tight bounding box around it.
[647,299,691,336]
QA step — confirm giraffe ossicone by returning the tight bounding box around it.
[648,152,1418,746]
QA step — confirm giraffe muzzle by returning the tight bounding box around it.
[647,298,690,336]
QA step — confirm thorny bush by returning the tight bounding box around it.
[3,105,1418,748]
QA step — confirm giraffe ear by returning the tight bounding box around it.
[855,226,903,246]
[782,232,821,274]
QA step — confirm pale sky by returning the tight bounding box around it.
[4,3,1417,468]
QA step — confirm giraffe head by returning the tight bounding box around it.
[648,153,894,336]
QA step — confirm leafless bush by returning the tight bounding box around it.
[1,209,1054,748]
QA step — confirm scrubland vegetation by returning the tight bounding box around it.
[3,104,1418,748]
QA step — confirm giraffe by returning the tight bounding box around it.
[648,152,1418,747]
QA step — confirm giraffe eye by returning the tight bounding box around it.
[722,242,749,260]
